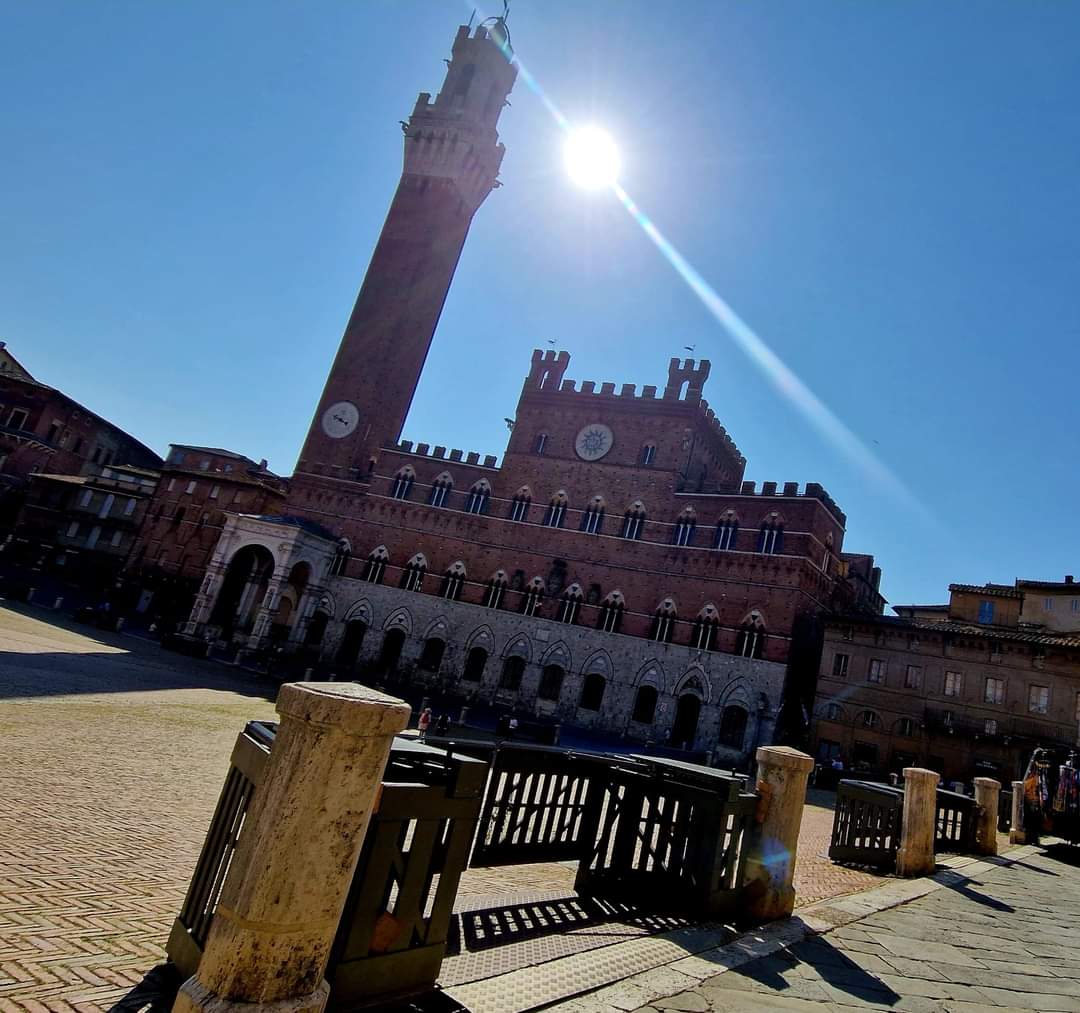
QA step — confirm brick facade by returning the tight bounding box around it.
[813,582,1080,784]
[183,21,882,757]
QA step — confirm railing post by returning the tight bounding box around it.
[743,745,814,923]
[1010,779,1026,844]
[896,767,940,877]
[173,683,410,1013]
[973,777,1001,856]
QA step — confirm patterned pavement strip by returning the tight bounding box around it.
[0,604,909,1011]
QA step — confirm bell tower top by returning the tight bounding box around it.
[403,23,518,214]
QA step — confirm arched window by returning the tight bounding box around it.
[509,487,531,522]
[714,513,739,551]
[897,716,917,737]
[719,706,749,750]
[483,570,508,609]
[597,591,625,634]
[362,546,389,584]
[735,614,766,659]
[544,492,568,528]
[520,577,544,617]
[825,703,844,721]
[419,637,446,672]
[640,444,657,466]
[580,496,605,535]
[379,628,407,673]
[650,599,678,643]
[857,710,881,730]
[621,502,647,540]
[579,672,605,711]
[336,619,367,667]
[631,684,658,724]
[400,554,427,593]
[557,584,583,625]
[440,561,466,601]
[329,539,351,577]
[672,509,696,547]
[757,515,784,554]
[464,480,490,515]
[390,467,415,500]
[499,655,526,691]
[538,664,565,701]
[429,473,453,508]
[462,646,488,682]
[691,605,719,651]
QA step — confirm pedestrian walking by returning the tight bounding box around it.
[417,706,433,740]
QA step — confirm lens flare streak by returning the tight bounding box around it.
[475,5,926,515]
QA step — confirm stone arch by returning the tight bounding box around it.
[406,552,429,570]
[580,648,613,677]
[343,598,373,625]
[757,508,786,527]
[540,640,572,670]
[465,625,495,653]
[313,589,337,618]
[423,615,450,640]
[432,470,454,488]
[383,608,413,634]
[634,661,667,692]
[716,677,753,712]
[676,666,710,702]
[502,633,532,661]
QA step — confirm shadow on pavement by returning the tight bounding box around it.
[107,963,181,1013]
[940,877,1015,913]
[447,894,692,955]
[108,964,475,1013]
[765,936,902,1006]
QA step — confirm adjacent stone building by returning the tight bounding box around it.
[0,341,161,534]
[180,19,882,761]
[8,463,160,605]
[125,444,287,626]
[813,578,1080,783]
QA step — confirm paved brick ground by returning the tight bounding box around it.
[0,605,896,1010]
[617,847,1080,1011]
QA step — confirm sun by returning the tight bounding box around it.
[563,125,621,190]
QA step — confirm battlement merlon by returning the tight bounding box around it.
[664,357,711,402]
[403,24,517,212]
[734,479,846,526]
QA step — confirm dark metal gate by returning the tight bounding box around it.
[828,780,904,869]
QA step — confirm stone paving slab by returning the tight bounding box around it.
[545,845,1080,1013]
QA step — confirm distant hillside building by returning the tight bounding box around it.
[180,20,882,761]
[813,577,1080,783]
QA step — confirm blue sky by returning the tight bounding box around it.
[2,1,1078,609]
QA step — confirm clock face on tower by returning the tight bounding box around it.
[575,423,614,462]
[321,401,360,439]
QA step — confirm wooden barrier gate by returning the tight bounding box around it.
[169,730,758,1007]
[829,778,983,869]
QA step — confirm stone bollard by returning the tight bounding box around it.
[896,767,940,877]
[173,682,410,1013]
[743,745,814,923]
[1010,780,1026,844]
[973,778,1001,856]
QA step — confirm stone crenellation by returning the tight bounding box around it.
[733,480,845,524]
[395,441,499,470]
[525,349,743,464]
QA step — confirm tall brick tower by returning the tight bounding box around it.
[292,21,517,496]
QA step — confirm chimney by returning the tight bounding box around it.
[1066,575,1074,584]
[259,459,268,471]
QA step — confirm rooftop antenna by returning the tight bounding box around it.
[468,8,476,30]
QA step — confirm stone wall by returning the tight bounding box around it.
[319,577,783,763]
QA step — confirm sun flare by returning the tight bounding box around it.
[563,125,621,190]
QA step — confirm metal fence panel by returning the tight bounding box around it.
[828,780,904,869]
